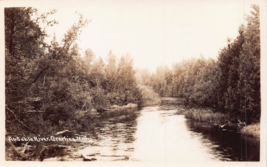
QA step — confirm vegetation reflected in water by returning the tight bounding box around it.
[185,120,260,161]
[77,109,141,160]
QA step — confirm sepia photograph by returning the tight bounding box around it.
[1,0,266,166]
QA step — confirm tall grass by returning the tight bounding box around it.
[175,108,186,115]
[184,108,228,123]
[183,108,260,139]
[241,123,260,138]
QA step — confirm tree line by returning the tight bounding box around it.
[140,5,260,124]
[5,7,144,159]
[5,5,260,160]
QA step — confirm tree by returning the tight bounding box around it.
[84,48,96,69]
[238,5,260,123]
[223,26,245,117]
[105,50,118,92]
[135,68,151,86]
[115,53,138,105]
[5,8,93,160]
[5,7,58,160]
[5,7,57,133]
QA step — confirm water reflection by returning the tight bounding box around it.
[76,108,140,161]
[131,105,259,162]
[46,103,260,162]
[185,119,260,161]
[131,107,217,161]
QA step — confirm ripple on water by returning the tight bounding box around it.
[44,105,259,161]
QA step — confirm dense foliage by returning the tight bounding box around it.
[145,5,260,124]
[5,7,142,160]
[5,5,261,160]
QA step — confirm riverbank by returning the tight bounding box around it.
[241,123,260,138]
[175,107,260,139]
[183,108,228,124]
[43,110,139,161]
[5,102,140,161]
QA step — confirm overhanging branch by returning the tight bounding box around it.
[6,107,38,135]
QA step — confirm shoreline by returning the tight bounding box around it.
[174,106,260,139]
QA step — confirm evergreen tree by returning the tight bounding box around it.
[238,5,260,123]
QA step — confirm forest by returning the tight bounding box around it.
[5,5,260,161]
[5,7,151,160]
[137,5,260,124]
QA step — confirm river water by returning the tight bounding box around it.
[47,100,259,161]
[131,106,259,161]
[131,106,217,161]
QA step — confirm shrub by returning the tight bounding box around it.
[241,123,260,138]
[138,84,161,106]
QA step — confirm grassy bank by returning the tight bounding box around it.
[241,123,260,138]
[178,107,260,139]
[182,108,229,124]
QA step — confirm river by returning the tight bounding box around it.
[44,99,260,161]
[131,106,259,161]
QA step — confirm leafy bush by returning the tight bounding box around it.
[241,123,260,138]
[138,84,161,106]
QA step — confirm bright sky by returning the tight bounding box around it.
[4,0,261,72]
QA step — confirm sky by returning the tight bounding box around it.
[3,0,262,72]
